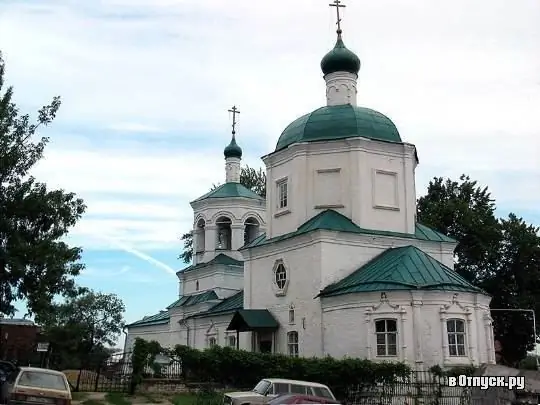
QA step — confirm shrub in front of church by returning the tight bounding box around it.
[172,344,410,398]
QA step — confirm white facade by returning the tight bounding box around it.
[126,22,495,370]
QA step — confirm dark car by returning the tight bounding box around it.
[267,394,341,404]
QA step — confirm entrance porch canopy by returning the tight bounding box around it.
[226,309,279,332]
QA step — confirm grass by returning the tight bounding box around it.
[137,393,164,403]
[81,400,106,405]
[104,393,132,405]
[171,392,222,405]
[170,394,198,405]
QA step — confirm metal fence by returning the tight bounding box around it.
[344,371,471,405]
[66,351,183,392]
[65,351,133,392]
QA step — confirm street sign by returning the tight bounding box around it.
[36,342,49,352]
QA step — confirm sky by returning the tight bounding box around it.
[0,0,539,328]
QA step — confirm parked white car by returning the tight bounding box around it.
[223,378,336,405]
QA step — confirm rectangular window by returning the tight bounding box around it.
[208,336,217,347]
[17,371,68,391]
[277,179,288,209]
[375,319,398,356]
[289,307,295,324]
[227,335,236,348]
[273,383,290,395]
[447,319,467,356]
[287,331,299,357]
[290,384,307,394]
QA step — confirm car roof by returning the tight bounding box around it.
[19,367,66,377]
[264,378,329,388]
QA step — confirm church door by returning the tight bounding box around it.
[255,331,273,353]
[259,340,272,353]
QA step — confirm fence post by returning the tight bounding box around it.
[94,364,101,392]
[75,369,81,392]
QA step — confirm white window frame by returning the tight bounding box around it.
[374,318,398,357]
[226,334,237,348]
[287,331,299,357]
[276,178,288,209]
[274,263,287,289]
[288,304,295,325]
[208,336,217,347]
[447,318,467,357]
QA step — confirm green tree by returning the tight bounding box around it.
[0,52,86,317]
[40,290,125,369]
[417,175,540,365]
[485,214,540,365]
[416,174,501,284]
[178,165,266,263]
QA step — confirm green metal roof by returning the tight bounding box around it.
[190,290,244,318]
[275,105,402,152]
[167,290,219,309]
[319,245,484,297]
[127,310,170,328]
[226,309,279,332]
[193,182,263,202]
[242,209,456,250]
[320,35,360,76]
[224,135,242,159]
[178,253,243,275]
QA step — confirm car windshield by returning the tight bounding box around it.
[18,371,67,391]
[253,380,271,395]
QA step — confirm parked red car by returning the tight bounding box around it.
[267,394,341,404]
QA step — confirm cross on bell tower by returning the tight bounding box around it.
[228,105,240,136]
[329,0,346,37]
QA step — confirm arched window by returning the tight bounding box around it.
[195,219,205,253]
[288,304,295,324]
[375,319,397,356]
[447,319,466,356]
[208,336,217,347]
[287,331,299,357]
[216,216,232,250]
[243,217,260,245]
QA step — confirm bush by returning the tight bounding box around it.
[172,345,410,399]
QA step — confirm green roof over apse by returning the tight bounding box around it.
[319,245,484,297]
[242,209,456,250]
[275,104,402,152]
[193,182,264,203]
[126,311,169,328]
[188,290,244,318]
[167,290,219,309]
[178,253,243,275]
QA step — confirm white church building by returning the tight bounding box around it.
[125,6,496,370]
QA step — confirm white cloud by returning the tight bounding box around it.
[0,0,538,256]
[108,123,165,133]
